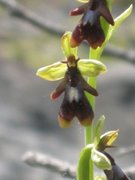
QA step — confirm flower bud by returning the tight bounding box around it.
[98,130,119,150]
[91,148,112,170]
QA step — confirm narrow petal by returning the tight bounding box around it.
[50,77,67,100]
[98,3,114,25]
[69,3,88,16]
[80,76,98,96]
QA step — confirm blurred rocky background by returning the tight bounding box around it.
[0,0,135,179]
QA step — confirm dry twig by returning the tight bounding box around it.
[0,0,64,35]
[23,151,76,179]
[104,45,135,64]
[0,0,135,63]
[23,151,135,179]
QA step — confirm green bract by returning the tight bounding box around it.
[106,4,133,45]
[93,115,118,150]
[91,148,112,170]
[94,115,105,147]
[77,144,93,180]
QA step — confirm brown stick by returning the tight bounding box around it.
[23,151,135,179]
[0,0,135,64]
[23,151,76,179]
[105,45,135,64]
[0,0,64,35]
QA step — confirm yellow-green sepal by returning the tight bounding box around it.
[78,59,107,77]
[61,31,78,58]
[36,61,66,81]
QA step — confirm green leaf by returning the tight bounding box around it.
[91,148,112,170]
[77,144,93,180]
[78,59,107,77]
[61,31,78,58]
[94,115,105,147]
[36,61,67,81]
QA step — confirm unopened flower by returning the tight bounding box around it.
[97,130,119,151]
[104,152,130,180]
[93,117,130,179]
[70,0,114,48]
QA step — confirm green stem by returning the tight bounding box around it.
[77,47,102,180]
[84,77,96,145]
[84,48,101,180]
[85,49,100,145]
[85,77,96,180]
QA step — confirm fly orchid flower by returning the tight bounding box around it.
[70,0,114,48]
[36,32,107,127]
[51,55,98,127]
